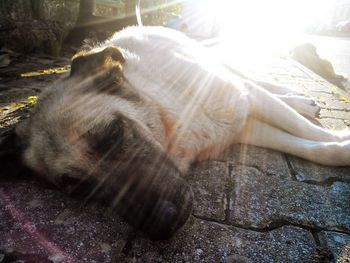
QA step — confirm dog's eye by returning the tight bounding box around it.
[87,118,125,155]
[60,173,82,186]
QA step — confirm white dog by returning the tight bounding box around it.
[14,26,350,239]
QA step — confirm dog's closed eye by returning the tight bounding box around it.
[85,118,125,156]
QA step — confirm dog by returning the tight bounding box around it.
[10,26,350,239]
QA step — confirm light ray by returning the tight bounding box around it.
[178,0,335,59]
[0,190,77,263]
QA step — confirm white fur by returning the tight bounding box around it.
[103,26,350,166]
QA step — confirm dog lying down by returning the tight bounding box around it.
[13,26,350,239]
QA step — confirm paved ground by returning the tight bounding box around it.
[0,50,349,263]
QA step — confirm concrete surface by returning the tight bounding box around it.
[0,48,349,263]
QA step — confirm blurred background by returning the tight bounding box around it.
[0,0,349,89]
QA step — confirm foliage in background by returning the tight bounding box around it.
[137,0,182,25]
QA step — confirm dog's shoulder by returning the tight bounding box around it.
[105,26,195,49]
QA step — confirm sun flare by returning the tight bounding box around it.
[198,0,334,54]
[215,0,332,33]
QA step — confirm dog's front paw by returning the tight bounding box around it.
[280,95,320,118]
[298,97,321,118]
[333,129,350,141]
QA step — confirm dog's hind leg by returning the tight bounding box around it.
[244,81,350,142]
[237,118,350,166]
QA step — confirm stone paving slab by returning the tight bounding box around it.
[119,217,318,263]
[0,180,130,263]
[228,166,350,232]
[320,109,350,121]
[288,156,350,183]
[319,100,350,112]
[187,161,229,221]
[225,144,292,179]
[318,118,349,130]
[0,178,321,263]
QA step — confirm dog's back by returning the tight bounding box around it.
[103,26,250,166]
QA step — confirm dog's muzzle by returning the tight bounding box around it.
[62,154,193,240]
[110,156,194,240]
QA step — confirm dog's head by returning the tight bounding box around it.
[13,46,193,240]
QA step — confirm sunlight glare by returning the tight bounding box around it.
[202,0,334,56]
[215,0,332,34]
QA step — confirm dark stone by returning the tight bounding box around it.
[289,156,350,183]
[118,217,318,263]
[188,161,229,221]
[0,180,130,263]
[225,144,291,179]
[228,166,350,232]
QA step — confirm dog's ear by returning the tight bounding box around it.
[70,46,125,78]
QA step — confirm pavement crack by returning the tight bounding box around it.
[194,214,293,233]
[320,116,350,121]
[311,229,321,246]
[320,106,350,112]
[311,229,335,263]
[120,231,136,258]
[193,214,350,235]
[225,163,235,222]
[229,163,265,175]
[300,177,349,186]
[260,219,350,235]
[283,155,348,185]
[193,213,226,225]
[284,154,298,181]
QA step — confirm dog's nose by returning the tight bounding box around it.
[148,201,179,240]
[142,180,194,240]
[160,201,179,224]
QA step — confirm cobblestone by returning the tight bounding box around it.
[187,161,229,221]
[226,144,291,179]
[288,156,350,183]
[228,166,350,232]
[0,180,130,263]
[320,109,350,120]
[118,217,318,263]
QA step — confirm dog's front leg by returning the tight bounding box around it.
[244,81,350,142]
[237,118,350,166]
[254,80,300,95]
[277,95,320,118]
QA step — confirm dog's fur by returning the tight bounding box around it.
[13,26,350,239]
